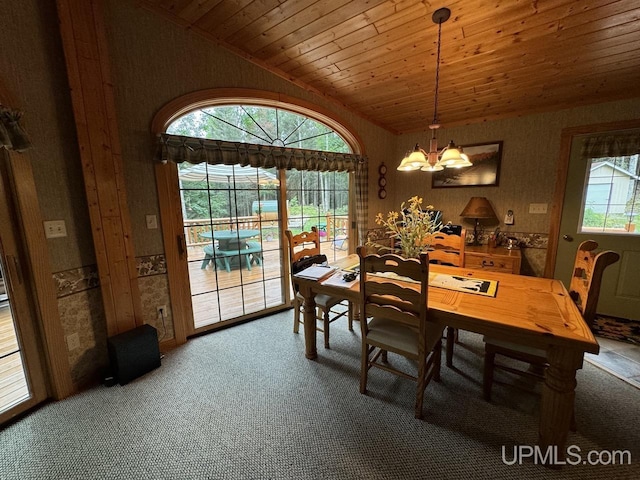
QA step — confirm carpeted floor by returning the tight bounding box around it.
[1,311,639,479]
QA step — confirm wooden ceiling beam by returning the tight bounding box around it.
[359,68,640,126]
[56,0,143,336]
[374,73,640,131]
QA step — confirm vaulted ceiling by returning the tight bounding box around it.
[139,0,640,134]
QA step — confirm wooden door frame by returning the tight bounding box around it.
[0,157,48,423]
[0,88,73,405]
[545,118,640,278]
[3,154,73,395]
[154,161,190,346]
[156,161,295,341]
[57,0,143,336]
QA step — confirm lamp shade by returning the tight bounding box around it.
[460,197,498,220]
[397,153,417,171]
[397,144,430,171]
[440,141,473,168]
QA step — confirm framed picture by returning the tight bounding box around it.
[432,141,503,188]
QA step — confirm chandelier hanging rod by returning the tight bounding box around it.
[397,7,471,172]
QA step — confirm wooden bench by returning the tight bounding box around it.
[201,245,215,270]
[245,241,263,267]
[201,242,263,272]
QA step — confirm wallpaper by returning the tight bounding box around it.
[55,255,171,385]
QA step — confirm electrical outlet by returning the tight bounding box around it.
[146,215,158,229]
[504,210,514,225]
[66,333,80,351]
[44,220,68,238]
[529,203,548,214]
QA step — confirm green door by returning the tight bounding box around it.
[554,133,640,320]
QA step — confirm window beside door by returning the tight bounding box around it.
[581,154,639,234]
[286,169,350,262]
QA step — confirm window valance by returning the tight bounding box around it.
[0,106,32,152]
[581,131,640,160]
[156,133,366,172]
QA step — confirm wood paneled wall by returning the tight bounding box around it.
[56,0,143,336]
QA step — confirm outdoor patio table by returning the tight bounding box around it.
[199,229,261,271]
[199,229,260,250]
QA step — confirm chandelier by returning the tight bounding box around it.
[397,7,471,172]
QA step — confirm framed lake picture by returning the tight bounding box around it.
[432,141,503,188]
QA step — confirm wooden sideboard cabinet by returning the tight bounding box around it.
[464,245,521,274]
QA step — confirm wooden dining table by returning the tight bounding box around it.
[293,254,599,463]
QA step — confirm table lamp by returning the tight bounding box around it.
[460,197,498,245]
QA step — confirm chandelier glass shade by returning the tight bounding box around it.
[439,141,472,168]
[398,7,471,172]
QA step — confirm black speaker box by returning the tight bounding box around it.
[107,324,161,385]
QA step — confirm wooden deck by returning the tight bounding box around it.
[187,238,350,330]
[0,302,30,414]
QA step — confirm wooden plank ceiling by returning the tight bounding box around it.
[139,0,640,134]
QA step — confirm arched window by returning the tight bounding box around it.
[155,92,367,333]
[167,105,352,153]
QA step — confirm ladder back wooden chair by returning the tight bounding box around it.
[568,240,620,328]
[428,228,466,367]
[285,227,353,349]
[357,246,444,419]
[428,228,466,266]
[482,240,620,420]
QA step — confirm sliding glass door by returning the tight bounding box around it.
[0,163,47,424]
[178,163,352,331]
[179,163,286,330]
[0,264,29,414]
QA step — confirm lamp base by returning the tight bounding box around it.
[472,221,482,246]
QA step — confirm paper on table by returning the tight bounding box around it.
[294,265,336,280]
[428,273,498,297]
[321,271,358,288]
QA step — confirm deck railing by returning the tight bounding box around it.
[184,216,259,249]
[184,213,350,252]
[325,213,349,238]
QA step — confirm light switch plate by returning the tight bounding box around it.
[529,203,548,214]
